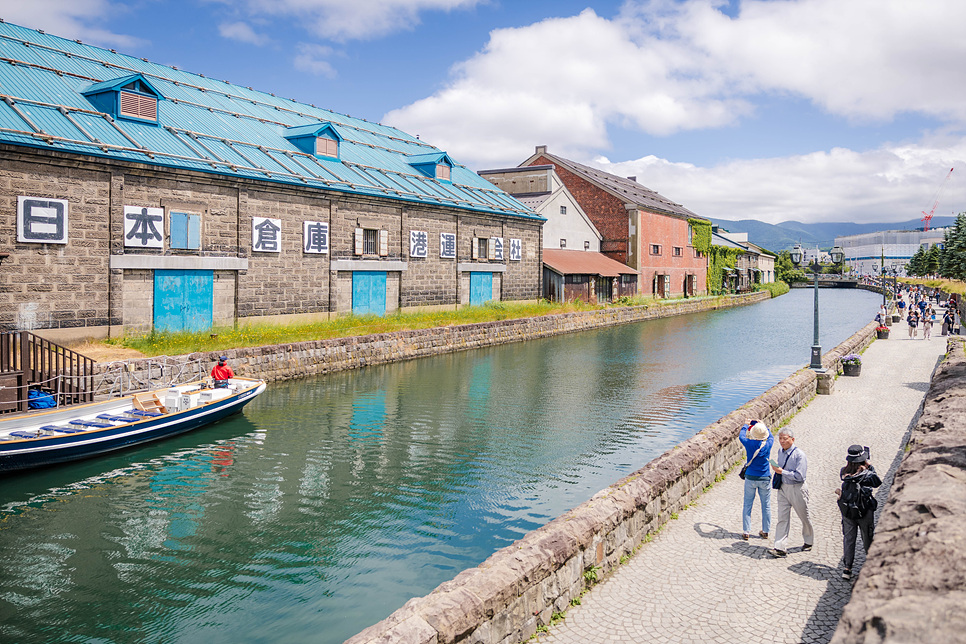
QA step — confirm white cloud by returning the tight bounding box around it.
[0,0,142,48]
[294,43,337,78]
[236,0,483,41]
[590,134,966,225]
[218,21,270,46]
[382,0,966,225]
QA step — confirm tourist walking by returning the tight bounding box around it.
[767,428,813,557]
[907,310,919,339]
[943,309,954,336]
[835,445,882,580]
[923,310,934,340]
[739,420,773,540]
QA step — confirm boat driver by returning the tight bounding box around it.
[211,356,234,387]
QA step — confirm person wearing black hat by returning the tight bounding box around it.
[211,356,234,387]
[835,445,881,580]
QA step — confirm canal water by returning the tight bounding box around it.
[0,289,881,644]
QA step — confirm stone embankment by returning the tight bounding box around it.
[344,320,878,644]
[94,292,769,388]
[830,337,966,644]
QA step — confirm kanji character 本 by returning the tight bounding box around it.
[410,230,428,258]
[123,206,163,248]
[253,217,282,252]
[440,232,456,259]
[304,221,329,254]
[510,238,522,261]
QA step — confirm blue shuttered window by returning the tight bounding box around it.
[170,212,201,249]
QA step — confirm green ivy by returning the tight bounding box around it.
[689,219,712,253]
[708,245,742,295]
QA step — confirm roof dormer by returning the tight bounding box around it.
[408,152,454,183]
[284,122,343,160]
[81,74,163,124]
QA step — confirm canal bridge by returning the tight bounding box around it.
[789,274,859,288]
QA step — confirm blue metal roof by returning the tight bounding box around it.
[0,21,542,222]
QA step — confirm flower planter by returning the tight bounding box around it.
[892,314,900,323]
[842,363,862,376]
[877,329,890,339]
[884,317,892,327]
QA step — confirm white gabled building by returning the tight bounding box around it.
[479,165,601,252]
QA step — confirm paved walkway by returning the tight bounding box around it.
[541,321,947,644]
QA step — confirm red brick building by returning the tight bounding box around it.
[520,147,708,297]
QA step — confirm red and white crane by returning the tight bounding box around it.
[921,167,954,232]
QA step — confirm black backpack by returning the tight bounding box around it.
[838,476,876,520]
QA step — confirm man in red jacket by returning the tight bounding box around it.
[211,356,234,386]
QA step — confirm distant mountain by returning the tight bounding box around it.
[709,215,958,252]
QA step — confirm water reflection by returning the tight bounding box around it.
[0,289,881,643]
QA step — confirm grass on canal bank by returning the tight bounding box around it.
[91,286,785,360]
[898,277,966,295]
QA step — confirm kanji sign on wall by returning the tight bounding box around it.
[509,238,522,261]
[490,237,504,261]
[440,232,456,259]
[303,221,329,254]
[410,230,428,258]
[124,205,164,248]
[18,196,68,244]
[252,217,282,252]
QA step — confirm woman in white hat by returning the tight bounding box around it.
[739,420,774,540]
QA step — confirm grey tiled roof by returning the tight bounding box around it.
[539,153,703,221]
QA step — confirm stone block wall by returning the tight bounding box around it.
[0,152,113,331]
[830,337,966,644]
[94,292,771,389]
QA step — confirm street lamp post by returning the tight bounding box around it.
[791,244,844,371]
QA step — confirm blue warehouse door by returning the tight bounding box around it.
[469,272,493,306]
[352,271,387,316]
[153,270,214,333]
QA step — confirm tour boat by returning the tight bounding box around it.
[0,377,266,472]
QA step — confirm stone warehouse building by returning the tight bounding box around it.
[0,22,544,342]
[519,147,708,298]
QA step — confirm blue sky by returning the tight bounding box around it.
[5,0,966,226]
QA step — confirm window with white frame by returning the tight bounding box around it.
[436,164,451,181]
[355,227,388,256]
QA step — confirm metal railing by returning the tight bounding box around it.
[0,331,95,414]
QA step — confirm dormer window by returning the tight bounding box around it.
[408,152,454,183]
[81,74,162,124]
[285,122,343,160]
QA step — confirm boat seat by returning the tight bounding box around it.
[133,392,167,415]
[10,430,42,439]
[127,410,164,418]
[97,414,138,423]
[42,425,85,434]
[69,420,114,429]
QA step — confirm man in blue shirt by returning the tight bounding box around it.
[768,428,814,557]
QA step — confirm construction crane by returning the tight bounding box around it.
[921,167,954,232]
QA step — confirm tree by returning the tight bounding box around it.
[926,245,940,276]
[941,213,966,280]
[908,246,926,276]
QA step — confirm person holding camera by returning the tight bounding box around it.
[738,420,774,540]
[767,428,814,558]
[836,445,882,580]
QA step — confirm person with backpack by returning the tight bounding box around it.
[835,445,882,580]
